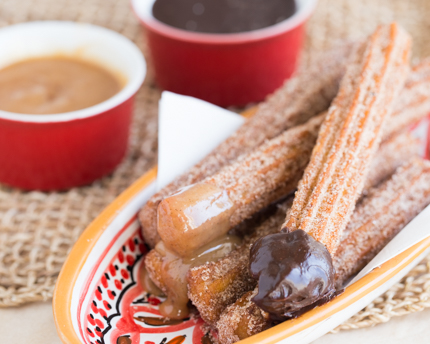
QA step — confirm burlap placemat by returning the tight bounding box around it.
[0,0,429,332]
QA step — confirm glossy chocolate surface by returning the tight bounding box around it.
[249,229,335,320]
[152,0,296,34]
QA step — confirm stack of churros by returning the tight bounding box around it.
[139,23,430,344]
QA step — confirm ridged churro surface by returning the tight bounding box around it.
[140,47,430,250]
[146,25,429,334]
[155,52,430,256]
[148,53,430,326]
[216,158,430,344]
[385,58,430,137]
[285,23,411,254]
[202,115,323,228]
[363,132,419,190]
[147,123,421,323]
[187,131,418,326]
[334,158,430,285]
[139,45,352,247]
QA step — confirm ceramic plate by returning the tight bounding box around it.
[54,117,430,344]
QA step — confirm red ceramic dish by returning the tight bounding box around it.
[0,22,146,191]
[131,0,317,107]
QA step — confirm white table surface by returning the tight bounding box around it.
[1,301,429,343]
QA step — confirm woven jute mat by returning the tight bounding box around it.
[1,0,430,333]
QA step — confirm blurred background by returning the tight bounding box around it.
[1,0,430,342]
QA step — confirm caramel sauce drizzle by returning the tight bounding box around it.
[140,266,164,297]
[155,235,241,319]
[157,183,236,257]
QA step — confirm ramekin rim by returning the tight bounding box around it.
[0,21,146,123]
[130,0,317,44]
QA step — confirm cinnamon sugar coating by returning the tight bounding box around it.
[143,24,430,336]
[146,51,430,325]
[334,158,430,286]
[217,289,270,344]
[139,45,352,247]
[187,201,291,326]
[216,158,430,344]
[363,132,420,190]
[147,129,420,323]
[285,23,411,254]
[140,47,430,251]
[384,58,430,137]
[157,55,430,257]
[196,115,324,229]
[154,53,428,258]
[187,130,419,326]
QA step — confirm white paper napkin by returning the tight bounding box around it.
[157,91,430,283]
[157,91,244,191]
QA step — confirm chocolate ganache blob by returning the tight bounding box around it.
[249,229,336,320]
[152,0,297,34]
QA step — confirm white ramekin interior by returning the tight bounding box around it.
[0,21,146,123]
[131,0,317,44]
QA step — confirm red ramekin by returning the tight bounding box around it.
[0,21,146,191]
[131,0,316,107]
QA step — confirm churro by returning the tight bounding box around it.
[147,48,430,319]
[148,119,412,319]
[139,44,352,248]
[146,112,323,319]
[156,46,428,258]
[141,20,430,324]
[334,157,430,286]
[385,58,430,137]
[284,24,410,250]
[151,54,430,262]
[217,158,430,344]
[363,131,421,190]
[157,114,323,257]
[187,200,291,326]
[187,131,419,326]
[145,234,241,319]
[249,23,410,320]
[140,53,430,253]
[217,290,269,344]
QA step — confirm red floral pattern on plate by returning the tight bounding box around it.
[81,223,209,344]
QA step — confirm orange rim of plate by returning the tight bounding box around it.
[53,106,430,343]
[53,167,157,344]
[53,164,430,344]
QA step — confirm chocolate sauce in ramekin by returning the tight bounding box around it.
[152,0,297,34]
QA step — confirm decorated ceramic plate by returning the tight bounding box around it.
[54,110,430,344]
